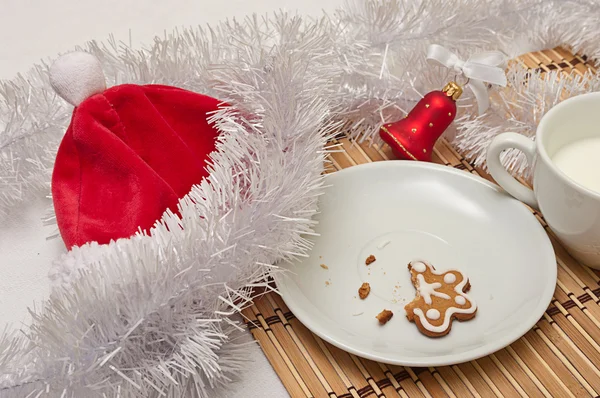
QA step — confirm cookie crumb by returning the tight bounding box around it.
[358,282,371,299]
[365,255,376,265]
[325,280,330,286]
[320,264,329,270]
[376,309,393,325]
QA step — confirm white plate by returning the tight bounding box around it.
[275,161,556,366]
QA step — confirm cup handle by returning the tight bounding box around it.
[486,133,539,210]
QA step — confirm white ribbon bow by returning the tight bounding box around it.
[426,44,508,114]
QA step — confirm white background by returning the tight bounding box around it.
[0,0,341,396]
[0,0,338,79]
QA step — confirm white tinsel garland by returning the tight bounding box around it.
[331,0,600,170]
[0,13,339,397]
[2,0,600,396]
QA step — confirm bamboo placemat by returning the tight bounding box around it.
[241,47,600,398]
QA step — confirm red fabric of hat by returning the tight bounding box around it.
[50,53,222,248]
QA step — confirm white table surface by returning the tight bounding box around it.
[0,1,340,396]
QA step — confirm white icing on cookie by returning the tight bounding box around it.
[426,309,440,320]
[416,274,451,304]
[411,261,427,273]
[408,261,477,334]
[444,273,456,284]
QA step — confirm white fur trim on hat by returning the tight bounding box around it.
[49,52,106,106]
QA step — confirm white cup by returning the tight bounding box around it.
[487,92,600,269]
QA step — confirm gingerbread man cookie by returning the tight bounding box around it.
[404,260,477,337]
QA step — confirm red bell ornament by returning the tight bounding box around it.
[380,82,463,162]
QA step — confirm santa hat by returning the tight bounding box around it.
[50,52,222,248]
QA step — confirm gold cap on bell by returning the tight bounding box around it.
[442,82,463,101]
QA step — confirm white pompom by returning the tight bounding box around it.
[49,52,106,106]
